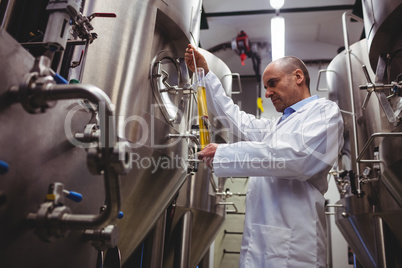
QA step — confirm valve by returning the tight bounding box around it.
[43,0,82,51]
[27,182,73,241]
[63,189,83,202]
[72,12,116,44]
[359,65,400,124]
[10,56,57,114]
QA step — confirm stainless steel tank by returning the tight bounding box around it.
[362,0,402,75]
[0,0,204,267]
[80,0,203,263]
[327,2,402,266]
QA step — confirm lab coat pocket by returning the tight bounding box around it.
[245,224,291,268]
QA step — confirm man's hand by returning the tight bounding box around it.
[185,44,209,74]
[197,143,218,168]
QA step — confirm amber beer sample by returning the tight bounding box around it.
[196,67,210,149]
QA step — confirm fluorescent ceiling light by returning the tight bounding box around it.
[271,16,285,61]
[270,0,284,10]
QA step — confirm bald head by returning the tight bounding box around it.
[271,56,310,91]
[262,56,312,112]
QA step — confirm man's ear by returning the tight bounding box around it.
[294,69,304,85]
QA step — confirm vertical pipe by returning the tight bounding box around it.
[0,0,15,29]
[341,12,364,193]
[147,211,167,268]
[174,211,193,268]
[373,216,387,268]
[325,202,333,268]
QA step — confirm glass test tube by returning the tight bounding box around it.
[196,67,211,149]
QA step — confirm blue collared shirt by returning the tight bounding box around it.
[278,95,319,124]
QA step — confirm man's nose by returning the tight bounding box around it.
[265,88,273,99]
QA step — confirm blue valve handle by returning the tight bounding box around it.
[53,73,68,84]
[0,160,9,174]
[63,190,83,202]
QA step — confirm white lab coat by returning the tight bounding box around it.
[204,71,344,268]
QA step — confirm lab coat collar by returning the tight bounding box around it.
[277,95,320,126]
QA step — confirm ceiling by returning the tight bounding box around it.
[198,0,365,76]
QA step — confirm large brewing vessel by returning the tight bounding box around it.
[0,0,204,267]
[327,1,402,266]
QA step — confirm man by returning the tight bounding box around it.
[185,44,343,267]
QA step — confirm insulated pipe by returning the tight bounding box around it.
[26,83,121,230]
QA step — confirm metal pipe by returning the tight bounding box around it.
[326,204,333,268]
[342,12,364,193]
[27,83,121,229]
[373,216,387,268]
[209,172,219,192]
[356,132,402,162]
[141,211,167,268]
[175,211,193,268]
[46,83,115,148]
[0,0,16,29]
[60,167,120,229]
[169,133,200,149]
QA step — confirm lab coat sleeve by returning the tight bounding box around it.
[212,101,344,179]
[204,71,274,142]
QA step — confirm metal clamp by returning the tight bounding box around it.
[83,225,119,251]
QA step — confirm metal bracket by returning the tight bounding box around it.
[217,201,238,213]
[222,73,242,95]
[325,204,348,217]
[216,188,247,199]
[315,69,334,92]
[356,132,402,163]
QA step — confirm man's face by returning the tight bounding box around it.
[262,62,302,113]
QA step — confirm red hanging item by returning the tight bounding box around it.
[236,31,250,65]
